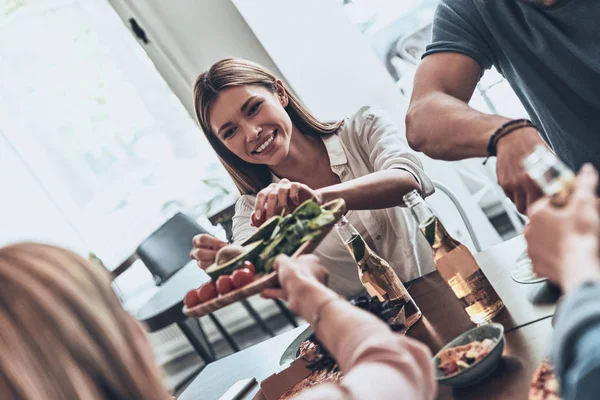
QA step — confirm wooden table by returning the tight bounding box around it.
[407,236,558,353]
[180,236,558,400]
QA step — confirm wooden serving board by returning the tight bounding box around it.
[183,199,346,318]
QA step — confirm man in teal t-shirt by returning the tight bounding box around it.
[406,0,600,213]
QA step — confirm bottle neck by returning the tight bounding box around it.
[335,216,371,262]
[403,190,436,228]
[334,216,358,242]
[404,190,459,249]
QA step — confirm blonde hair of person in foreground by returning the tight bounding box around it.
[0,243,172,400]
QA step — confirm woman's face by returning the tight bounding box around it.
[209,83,293,166]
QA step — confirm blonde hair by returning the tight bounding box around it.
[0,243,171,400]
[193,58,343,195]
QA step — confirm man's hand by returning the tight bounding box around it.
[525,164,600,292]
[495,127,548,213]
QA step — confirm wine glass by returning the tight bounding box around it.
[508,207,547,284]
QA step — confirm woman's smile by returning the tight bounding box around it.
[251,129,278,156]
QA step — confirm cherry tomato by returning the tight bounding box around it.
[216,275,235,295]
[184,289,200,308]
[196,282,218,303]
[243,260,256,274]
[231,268,255,289]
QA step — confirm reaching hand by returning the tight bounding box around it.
[525,164,600,292]
[261,254,329,314]
[251,179,322,227]
[189,234,227,269]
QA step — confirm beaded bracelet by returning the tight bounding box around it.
[483,119,538,165]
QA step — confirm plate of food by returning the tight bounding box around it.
[183,198,347,318]
[433,323,505,387]
[529,359,560,400]
[279,293,411,367]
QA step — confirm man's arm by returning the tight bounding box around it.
[406,53,506,159]
[406,52,546,212]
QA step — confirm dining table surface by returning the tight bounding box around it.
[179,235,560,400]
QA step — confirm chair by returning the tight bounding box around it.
[137,213,211,285]
[207,202,236,243]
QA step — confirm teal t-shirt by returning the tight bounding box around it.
[424,0,600,172]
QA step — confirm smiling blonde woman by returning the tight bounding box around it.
[190,58,436,297]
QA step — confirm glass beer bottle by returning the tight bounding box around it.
[523,145,576,207]
[403,191,504,324]
[334,216,422,328]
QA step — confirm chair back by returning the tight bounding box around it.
[137,213,208,285]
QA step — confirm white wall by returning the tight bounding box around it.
[108,0,284,116]
[233,0,407,123]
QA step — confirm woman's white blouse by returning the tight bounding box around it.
[232,106,435,297]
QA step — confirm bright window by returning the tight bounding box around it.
[0,0,235,267]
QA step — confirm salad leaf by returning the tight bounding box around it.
[301,231,322,243]
[254,200,339,273]
[308,211,335,230]
[293,200,322,219]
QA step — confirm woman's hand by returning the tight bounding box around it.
[189,234,227,269]
[251,179,322,227]
[261,254,330,314]
[525,164,600,292]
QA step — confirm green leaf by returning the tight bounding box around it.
[307,211,335,230]
[254,201,337,269]
[292,200,322,219]
[279,214,295,230]
[259,234,285,262]
[269,225,281,241]
[264,256,276,272]
[301,231,322,243]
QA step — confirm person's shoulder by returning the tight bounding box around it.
[234,194,256,216]
[436,0,481,14]
[426,0,493,71]
[338,106,397,143]
[432,0,488,27]
[344,105,391,129]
